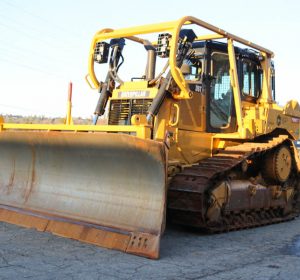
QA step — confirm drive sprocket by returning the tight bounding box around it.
[263,145,292,183]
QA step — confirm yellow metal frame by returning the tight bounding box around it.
[87,15,273,101]
[227,38,244,137]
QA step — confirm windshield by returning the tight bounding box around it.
[182,53,204,81]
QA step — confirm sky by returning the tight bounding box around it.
[0,0,299,118]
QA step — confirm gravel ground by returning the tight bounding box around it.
[0,218,300,280]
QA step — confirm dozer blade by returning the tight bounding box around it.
[0,131,167,259]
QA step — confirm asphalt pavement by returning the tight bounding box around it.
[0,217,300,280]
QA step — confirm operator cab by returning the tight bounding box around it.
[183,41,266,133]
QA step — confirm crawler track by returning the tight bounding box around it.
[168,135,300,232]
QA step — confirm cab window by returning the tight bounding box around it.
[182,54,203,81]
[242,60,261,98]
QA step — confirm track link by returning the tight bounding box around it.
[168,135,300,233]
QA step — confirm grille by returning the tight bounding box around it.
[108,99,152,125]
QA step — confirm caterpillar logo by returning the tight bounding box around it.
[118,91,150,98]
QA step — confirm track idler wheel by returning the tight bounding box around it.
[263,145,292,183]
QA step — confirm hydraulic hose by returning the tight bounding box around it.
[92,73,111,125]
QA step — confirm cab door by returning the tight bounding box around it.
[206,49,237,133]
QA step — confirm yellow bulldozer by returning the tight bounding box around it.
[0,16,300,259]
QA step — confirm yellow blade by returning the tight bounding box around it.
[0,131,167,259]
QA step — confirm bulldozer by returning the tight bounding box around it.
[0,16,300,259]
